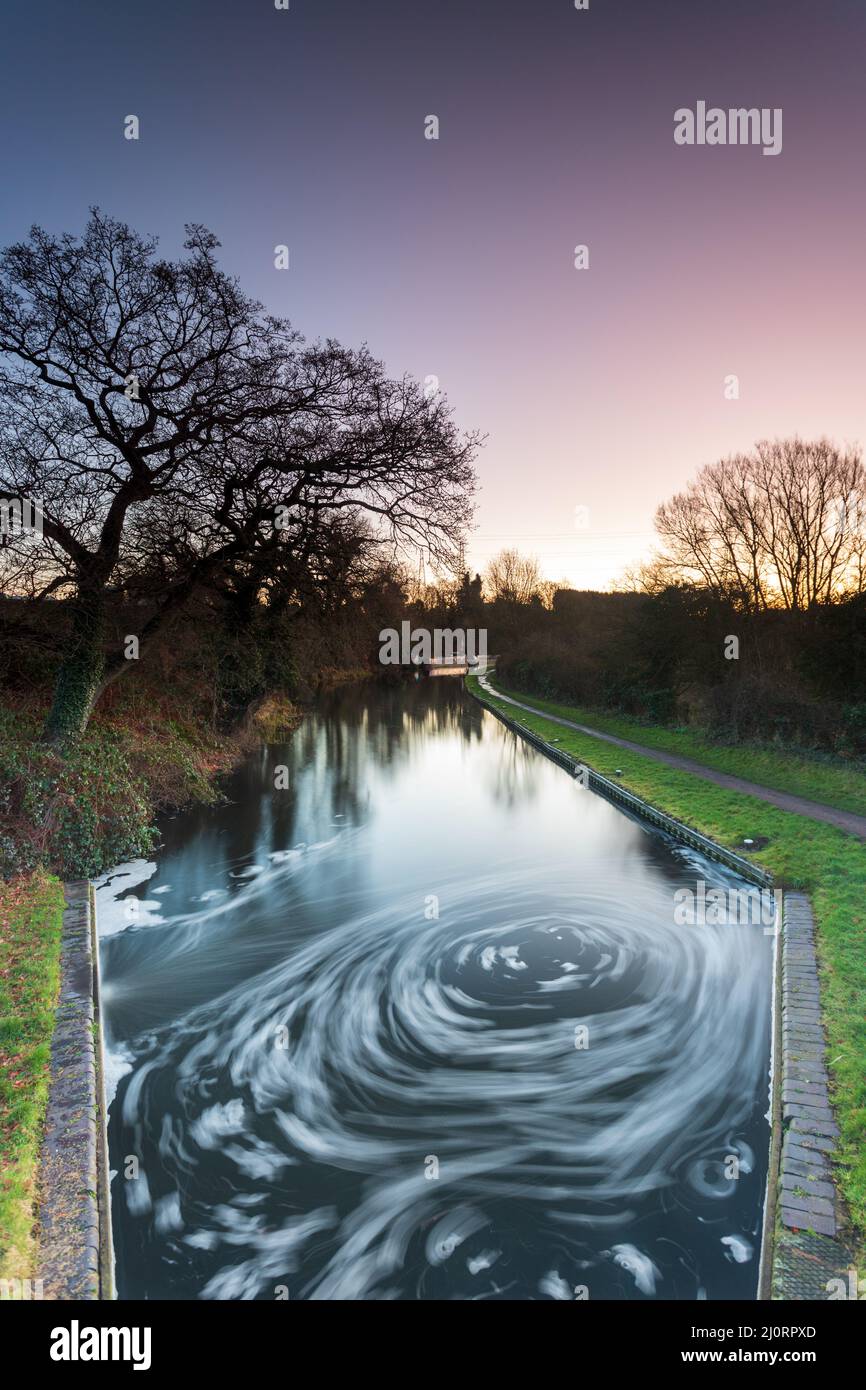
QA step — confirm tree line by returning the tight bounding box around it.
[476,442,866,754]
[0,212,479,742]
[1,213,862,759]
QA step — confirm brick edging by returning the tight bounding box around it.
[770,893,854,1299]
[36,881,101,1299]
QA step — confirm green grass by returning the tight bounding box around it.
[0,872,65,1280]
[468,673,866,1250]
[493,682,866,818]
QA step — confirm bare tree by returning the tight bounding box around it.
[645,438,866,611]
[483,548,542,605]
[0,212,479,741]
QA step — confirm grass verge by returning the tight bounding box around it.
[493,682,866,818]
[468,673,866,1252]
[0,871,65,1280]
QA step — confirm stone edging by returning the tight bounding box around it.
[770,893,853,1299]
[36,880,104,1299]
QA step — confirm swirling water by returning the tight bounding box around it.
[97,680,773,1301]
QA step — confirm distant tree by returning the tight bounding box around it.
[536,579,564,611]
[644,438,866,612]
[483,548,542,605]
[456,570,484,624]
[0,212,479,741]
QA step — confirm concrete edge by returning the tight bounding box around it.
[467,674,856,1301]
[35,879,108,1300]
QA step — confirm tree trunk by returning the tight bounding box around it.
[42,585,108,745]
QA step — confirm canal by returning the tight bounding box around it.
[96,678,773,1301]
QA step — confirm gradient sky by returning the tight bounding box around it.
[2,0,865,587]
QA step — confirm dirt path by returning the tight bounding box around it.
[481,679,866,842]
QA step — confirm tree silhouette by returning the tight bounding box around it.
[0,212,479,741]
[647,438,866,612]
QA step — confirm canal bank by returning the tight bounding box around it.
[35,881,112,1299]
[467,671,857,1299]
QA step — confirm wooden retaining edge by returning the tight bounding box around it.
[468,674,773,887]
[35,880,111,1299]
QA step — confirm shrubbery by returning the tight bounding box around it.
[0,707,156,879]
[0,581,382,880]
[493,587,866,758]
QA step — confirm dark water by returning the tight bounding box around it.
[97,680,773,1301]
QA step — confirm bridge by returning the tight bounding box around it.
[414,656,488,678]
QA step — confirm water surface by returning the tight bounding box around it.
[98,680,772,1301]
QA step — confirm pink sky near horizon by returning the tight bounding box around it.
[400,92,866,590]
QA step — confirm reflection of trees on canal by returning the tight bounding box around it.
[482,730,547,812]
[311,679,545,817]
[154,681,540,881]
[314,679,485,776]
